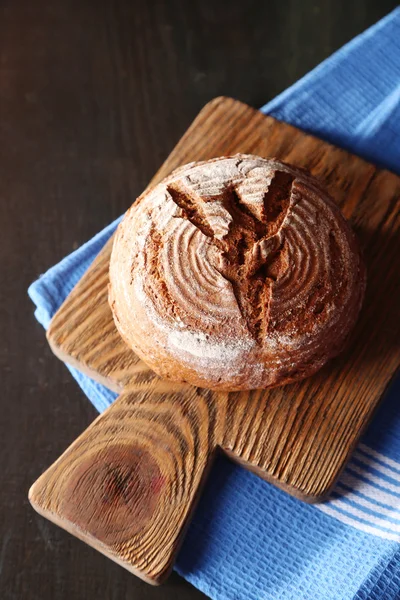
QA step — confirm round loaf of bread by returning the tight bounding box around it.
[109,154,366,390]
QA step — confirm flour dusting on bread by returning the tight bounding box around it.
[109,154,366,390]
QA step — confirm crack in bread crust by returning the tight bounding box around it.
[167,172,294,344]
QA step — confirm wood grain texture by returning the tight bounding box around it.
[30,97,400,584]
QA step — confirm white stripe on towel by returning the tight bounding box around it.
[316,444,400,540]
[318,504,400,541]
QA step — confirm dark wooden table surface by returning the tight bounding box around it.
[1,1,398,598]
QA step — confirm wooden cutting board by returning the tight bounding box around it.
[29,97,400,585]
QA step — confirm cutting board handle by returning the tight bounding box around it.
[29,389,218,584]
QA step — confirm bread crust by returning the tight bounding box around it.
[109,154,366,390]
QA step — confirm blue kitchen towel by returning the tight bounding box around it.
[28,9,400,600]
